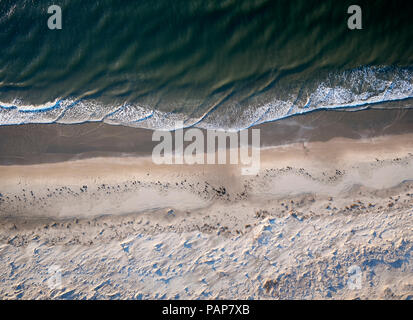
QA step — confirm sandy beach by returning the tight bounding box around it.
[1,132,412,299]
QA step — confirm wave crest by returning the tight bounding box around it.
[0,66,412,131]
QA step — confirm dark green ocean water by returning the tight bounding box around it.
[0,0,412,130]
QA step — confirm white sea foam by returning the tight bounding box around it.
[0,66,412,130]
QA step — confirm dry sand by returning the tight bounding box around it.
[0,133,412,299]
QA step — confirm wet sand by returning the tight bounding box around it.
[1,107,413,165]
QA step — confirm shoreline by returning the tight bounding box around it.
[1,107,413,165]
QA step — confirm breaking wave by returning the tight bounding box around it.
[1,66,412,131]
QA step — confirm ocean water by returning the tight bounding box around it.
[0,0,412,130]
